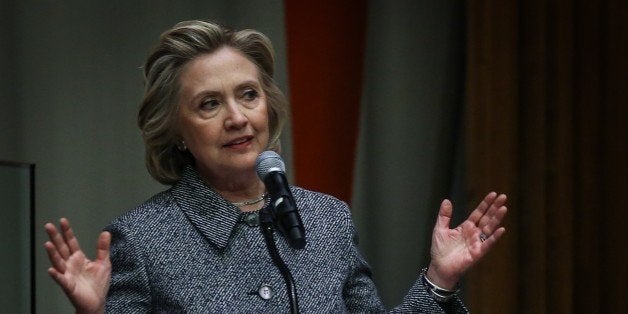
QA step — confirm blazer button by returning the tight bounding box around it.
[244,212,260,227]
[258,284,274,300]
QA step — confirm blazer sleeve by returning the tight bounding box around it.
[104,220,152,313]
[341,209,468,313]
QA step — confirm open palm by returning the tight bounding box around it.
[44,218,111,314]
[427,192,508,288]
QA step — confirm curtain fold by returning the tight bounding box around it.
[466,0,627,312]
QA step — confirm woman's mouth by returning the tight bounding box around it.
[224,136,253,148]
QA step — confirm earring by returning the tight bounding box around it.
[176,140,187,151]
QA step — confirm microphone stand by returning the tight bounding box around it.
[259,206,300,314]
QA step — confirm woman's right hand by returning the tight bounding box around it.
[44,218,111,314]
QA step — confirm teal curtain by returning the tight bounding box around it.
[352,0,466,307]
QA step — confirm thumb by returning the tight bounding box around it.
[96,231,111,263]
[436,199,453,229]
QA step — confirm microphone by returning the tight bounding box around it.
[256,151,306,250]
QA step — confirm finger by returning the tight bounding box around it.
[478,193,507,231]
[435,199,453,229]
[480,227,506,254]
[480,205,508,235]
[44,241,67,273]
[45,222,70,260]
[47,267,73,295]
[96,231,111,262]
[60,218,83,254]
[477,194,507,227]
[482,194,508,219]
[467,192,498,224]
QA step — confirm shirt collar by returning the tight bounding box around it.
[171,166,241,250]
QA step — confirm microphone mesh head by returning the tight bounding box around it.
[256,151,285,180]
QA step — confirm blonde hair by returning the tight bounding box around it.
[138,20,288,184]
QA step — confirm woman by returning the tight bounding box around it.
[45,20,507,313]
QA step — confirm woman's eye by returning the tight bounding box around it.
[242,89,258,101]
[200,99,219,110]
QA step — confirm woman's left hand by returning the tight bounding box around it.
[426,192,508,289]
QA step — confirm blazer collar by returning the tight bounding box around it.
[171,166,241,250]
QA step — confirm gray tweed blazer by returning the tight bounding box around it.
[105,166,467,313]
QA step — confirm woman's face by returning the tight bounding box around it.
[176,47,270,182]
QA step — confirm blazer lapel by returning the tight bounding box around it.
[171,166,240,250]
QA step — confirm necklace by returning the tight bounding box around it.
[231,193,266,206]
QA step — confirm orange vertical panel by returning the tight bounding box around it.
[284,0,367,202]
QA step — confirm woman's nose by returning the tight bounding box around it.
[224,101,248,129]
